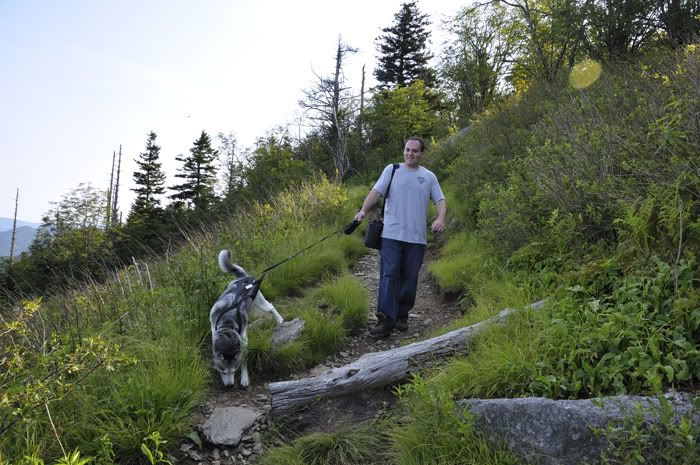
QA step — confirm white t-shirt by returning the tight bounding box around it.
[372,163,445,245]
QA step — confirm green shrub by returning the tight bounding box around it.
[596,397,700,465]
[59,339,207,464]
[534,258,700,398]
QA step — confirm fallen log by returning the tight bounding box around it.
[269,300,545,416]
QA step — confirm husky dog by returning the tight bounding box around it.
[211,250,284,387]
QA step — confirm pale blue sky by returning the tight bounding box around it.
[0,0,467,222]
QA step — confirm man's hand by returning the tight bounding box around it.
[354,210,367,222]
[431,217,445,233]
[431,199,447,233]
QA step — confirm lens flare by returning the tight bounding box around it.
[569,59,602,89]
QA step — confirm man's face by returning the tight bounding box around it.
[403,140,423,168]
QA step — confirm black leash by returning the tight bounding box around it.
[214,219,361,331]
[249,219,362,297]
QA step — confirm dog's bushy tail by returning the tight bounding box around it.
[218,250,249,277]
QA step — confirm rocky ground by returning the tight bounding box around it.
[172,247,463,465]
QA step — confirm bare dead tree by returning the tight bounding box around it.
[106,150,116,228]
[358,64,366,138]
[111,145,122,226]
[299,36,358,180]
[9,188,18,262]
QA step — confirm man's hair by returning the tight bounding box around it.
[405,136,426,152]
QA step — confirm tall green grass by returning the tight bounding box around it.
[427,231,530,328]
[390,377,518,465]
[0,178,369,463]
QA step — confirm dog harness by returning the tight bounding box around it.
[213,276,262,331]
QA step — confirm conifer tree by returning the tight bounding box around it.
[374,1,436,89]
[130,131,166,218]
[170,130,218,210]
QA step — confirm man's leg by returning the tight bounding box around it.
[396,242,426,331]
[373,238,402,336]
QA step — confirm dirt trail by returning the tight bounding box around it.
[176,248,463,464]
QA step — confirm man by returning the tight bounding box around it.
[354,136,446,337]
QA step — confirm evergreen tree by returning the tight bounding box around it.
[130,131,166,218]
[170,130,218,210]
[374,1,436,89]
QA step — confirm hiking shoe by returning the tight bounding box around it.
[369,319,394,338]
[395,317,409,332]
[374,311,386,325]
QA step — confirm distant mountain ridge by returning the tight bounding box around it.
[0,218,39,257]
[0,217,41,231]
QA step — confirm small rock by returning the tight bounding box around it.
[423,318,433,326]
[253,443,264,454]
[200,406,260,447]
[255,394,267,403]
[241,434,252,443]
[180,443,193,452]
[241,448,253,457]
[212,461,221,465]
[223,450,231,458]
[212,448,220,460]
[186,450,203,461]
[339,351,349,358]
[252,432,262,443]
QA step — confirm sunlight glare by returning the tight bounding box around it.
[569,59,602,89]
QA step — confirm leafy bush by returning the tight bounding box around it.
[59,338,207,464]
[595,397,700,465]
[442,46,700,262]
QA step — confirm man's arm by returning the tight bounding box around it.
[431,199,446,233]
[354,189,383,222]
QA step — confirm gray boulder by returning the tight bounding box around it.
[200,406,260,446]
[458,392,698,465]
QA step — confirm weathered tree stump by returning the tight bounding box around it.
[269,300,545,415]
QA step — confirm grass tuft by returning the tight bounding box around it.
[261,424,384,465]
[313,275,368,334]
